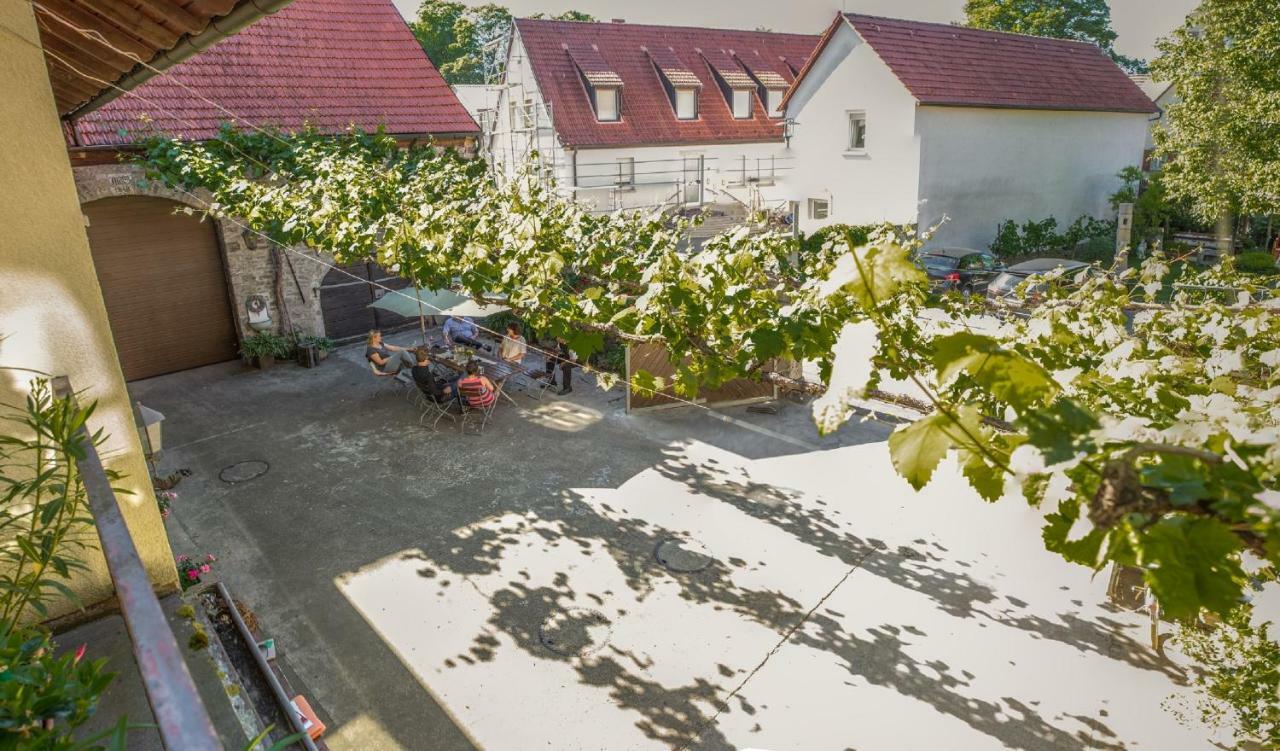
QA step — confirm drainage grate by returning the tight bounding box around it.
[655,537,713,573]
[538,607,612,657]
[219,460,269,484]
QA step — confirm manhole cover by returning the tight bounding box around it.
[219,460,269,484]
[538,608,611,656]
[655,537,713,573]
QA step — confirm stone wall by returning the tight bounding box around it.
[73,163,331,344]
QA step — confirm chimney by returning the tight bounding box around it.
[611,18,625,23]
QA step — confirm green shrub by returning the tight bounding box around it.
[482,310,527,338]
[589,338,626,375]
[297,334,335,353]
[801,223,873,254]
[1235,251,1279,275]
[988,215,1114,259]
[240,332,292,359]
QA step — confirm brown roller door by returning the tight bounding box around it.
[85,196,238,381]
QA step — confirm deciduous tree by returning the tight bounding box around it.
[964,0,1146,72]
[1151,0,1280,223]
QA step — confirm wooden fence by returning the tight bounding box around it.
[624,342,781,412]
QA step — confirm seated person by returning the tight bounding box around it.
[499,322,527,365]
[455,360,497,408]
[365,330,414,374]
[410,348,456,403]
[443,315,490,351]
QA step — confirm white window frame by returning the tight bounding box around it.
[765,88,785,118]
[731,88,752,119]
[847,110,867,153]
[675,88,698,120]
[520,97,534,129]
[808,198,830,220]
[595,87,620,122]
[615,157,635,189]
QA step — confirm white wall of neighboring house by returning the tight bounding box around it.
[782,22,923,234]
[491,29,792,214]
[783,20,1148,249]
[916,107,1149,248]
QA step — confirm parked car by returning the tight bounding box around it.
[917,248,1002,294]
[987,258,1094,303]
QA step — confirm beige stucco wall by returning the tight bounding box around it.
[0,2,179,620]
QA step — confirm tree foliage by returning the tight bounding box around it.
[963,0,1146,72]
[409,1,594,84]
[136,126,1280,731]
[1151,0,1280,223]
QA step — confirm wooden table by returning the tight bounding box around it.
[430,348,538,406]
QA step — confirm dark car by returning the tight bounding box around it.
[987,258,1094,303]
[917,248,1002,294]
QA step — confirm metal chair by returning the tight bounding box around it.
[456,378,500,435]
[412,387,457,432]
[369,361,412,399]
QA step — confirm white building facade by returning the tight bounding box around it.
[783,14,1156,249]
[487,19,817,215]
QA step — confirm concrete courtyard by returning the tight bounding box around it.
[128,333,1217,750]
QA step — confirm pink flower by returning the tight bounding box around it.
[186,569,198,581]
[74,644,86,664]
[161,509,170,519]
[200,564,211,574]
[176,555,189,562]
[205,554,217,562]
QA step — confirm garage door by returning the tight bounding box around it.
[319,261,416,342]
[85,196,238,381]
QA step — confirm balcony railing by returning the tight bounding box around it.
[51,376,316,750]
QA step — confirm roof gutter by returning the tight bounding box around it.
[64,0,296,121]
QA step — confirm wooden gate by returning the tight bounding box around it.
[318,261,415,342]
[625,342,777,411]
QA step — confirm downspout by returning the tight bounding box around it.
[64,0,296,120]
[571,149,578,191]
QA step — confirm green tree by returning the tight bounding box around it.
[964,0,1147,72]
[1151,0,1280,224]
[409,1,594,85]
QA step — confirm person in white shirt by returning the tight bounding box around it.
[499,322,527,364]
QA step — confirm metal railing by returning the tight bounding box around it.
[51,376,221,751]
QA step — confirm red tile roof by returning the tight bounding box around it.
[835,14,1158,114]
[514,19,818,149]
[70,0,478,148]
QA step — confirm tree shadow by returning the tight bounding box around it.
[654,454,1186,681]
[398,475,1145,750]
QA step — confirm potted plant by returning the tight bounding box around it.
[240,332,290,369]
[295,334,335,365]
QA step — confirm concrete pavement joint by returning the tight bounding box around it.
[679,544,880,751]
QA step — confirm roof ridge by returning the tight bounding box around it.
[514,16,817,41]
[843,12,1104,50]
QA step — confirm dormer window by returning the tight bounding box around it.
[646,45,701,121]
[594,87,620,121]
[566,42,624,123]
[765,88,785,117]
[698,47,756,119]
[676,88,698,120]
[732,49,791,119]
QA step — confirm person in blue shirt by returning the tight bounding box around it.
[442,316,489,351]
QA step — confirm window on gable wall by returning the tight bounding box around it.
[731,89,752,119]
[675,89,698,120]
[765,89,785,118]
[809,198,830,220]
[595,87,620,121]
[848,111,867,151]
